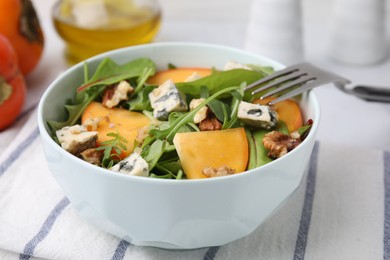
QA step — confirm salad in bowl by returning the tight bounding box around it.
[48,56,311,180]
[38,42,319,249]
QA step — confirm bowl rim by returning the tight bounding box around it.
[37,41,320,185]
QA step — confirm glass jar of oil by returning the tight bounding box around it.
[52,0,161,64]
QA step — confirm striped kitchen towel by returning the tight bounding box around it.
[0,108,389,260]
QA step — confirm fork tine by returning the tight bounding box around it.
[260,75,315,98]
[267,81,318,105]
[245,63,302,91]
[250,70,306,94]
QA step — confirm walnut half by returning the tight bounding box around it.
[202,165,236,178]
[263,131,301,159]
[102,81,134,108]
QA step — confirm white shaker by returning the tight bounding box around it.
[244,0,304,65]
[328,0,388,65]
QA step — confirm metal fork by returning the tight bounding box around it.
[245,62,351,105]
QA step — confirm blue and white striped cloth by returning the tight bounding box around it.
[1,108,389,260]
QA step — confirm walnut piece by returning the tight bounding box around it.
[199,113,222,131]
[102,81,134,108]
[82,117,101,131]
[263,131,301,159]
[135,126,150,145]
[189,98,208,124]
[202,165,236,178]
[80,148,103,166]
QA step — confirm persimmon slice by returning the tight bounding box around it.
[253,97,303,132]
[82,102,150,158]
[173,127,249,179]
[147,68,212,85]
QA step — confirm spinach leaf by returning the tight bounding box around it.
[77,58,156,92]
[247,129,273,169]
[151,161,183,179]
[141,139,166,170]
[247,65,274,75]
[207,99,228,122]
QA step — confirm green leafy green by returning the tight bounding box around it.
[207,99,228,122]
[247,64,274,75]
[246,128,273,170]
[134,67,155,95]
[297,123,312,140]
[222,83,245,129]
[167,63,177,69]
[47,87,103,133]
[96,132,128,168]
[48,58,156,134]
[77,58,156,92]
[127,85,155,111]
[151,161,184,179]
[150,85,241,142]
[141,139,166,170]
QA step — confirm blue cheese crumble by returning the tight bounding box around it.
[149,79,188,120]
[56,125,98,155]
[111,153,149,177]
[238,101,278,129]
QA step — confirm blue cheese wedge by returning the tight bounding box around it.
[111,153,149,177]
[238,101,278,129]
[149,80,188,120]
[56,125,98,155]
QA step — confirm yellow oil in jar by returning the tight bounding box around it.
[52,0,161,64]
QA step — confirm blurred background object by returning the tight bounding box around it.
[52,0,161,64]
[327,0,388,65]
[244,0,304,65]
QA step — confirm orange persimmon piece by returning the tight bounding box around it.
[82,102,150,158]
[173,128,249,179]
[253,97,303,132]
[148,68,212,85]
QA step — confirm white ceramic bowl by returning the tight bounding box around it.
[38,42,320,249]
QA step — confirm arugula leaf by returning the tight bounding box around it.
[48,58,156,134]
[222,83,245,129]
[176,69,264,98]
[134,67,155,95]
[150,85,241,142]
[47,87,103,133]
[77,58,156,92]
[96,132,129,168]
[127,85,155,111]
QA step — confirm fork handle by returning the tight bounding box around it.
[351,85,390,103]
